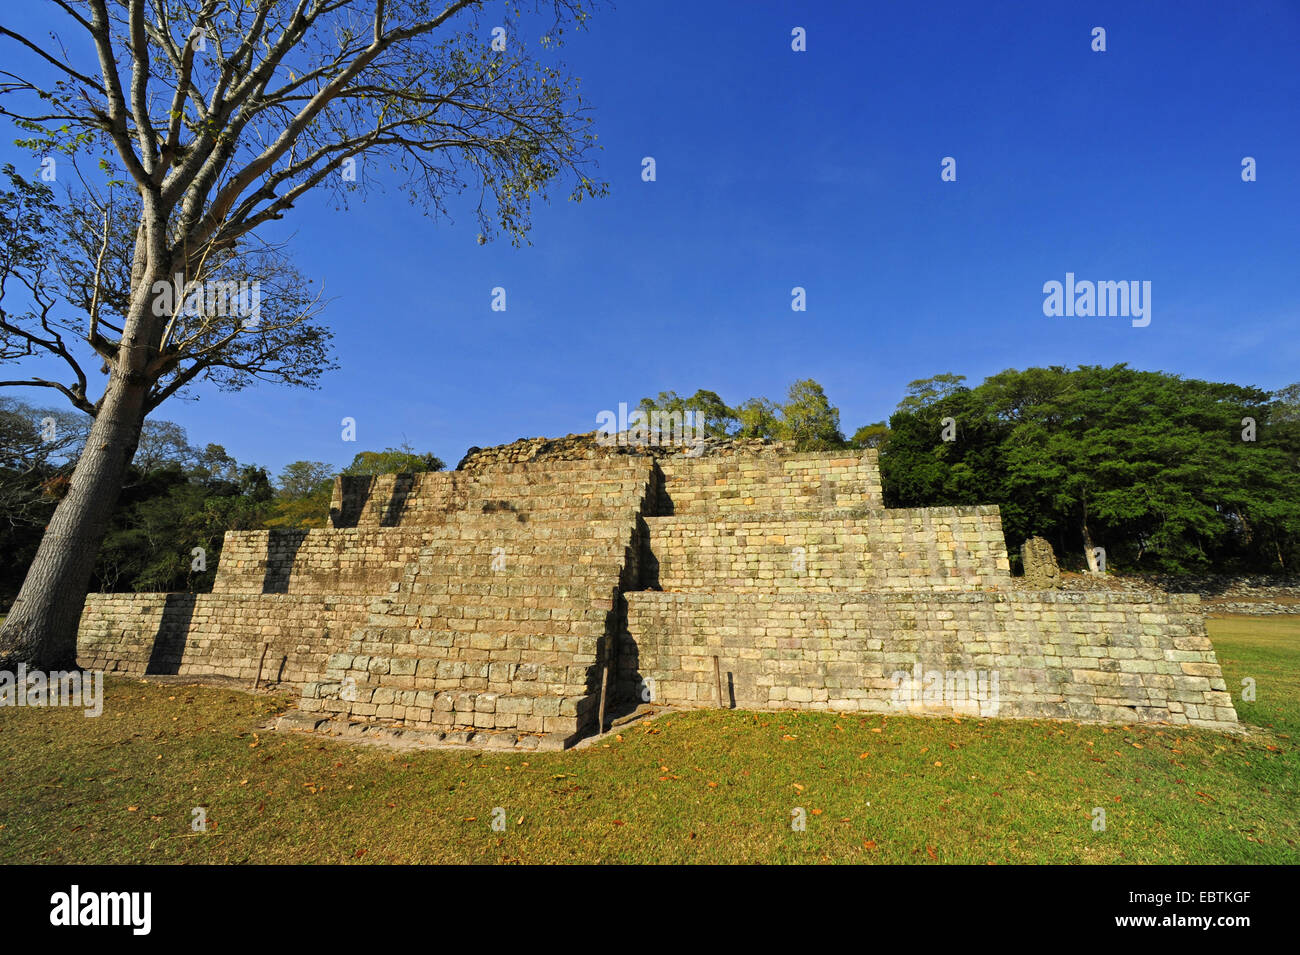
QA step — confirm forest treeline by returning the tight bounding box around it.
[3,363,1297,606]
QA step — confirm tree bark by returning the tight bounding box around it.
[1237,508,1251,542]
[0,366,148,670]
[1081,515,1100,574]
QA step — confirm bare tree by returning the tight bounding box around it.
[0,0,604,667]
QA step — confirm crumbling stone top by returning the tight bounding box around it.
[455,431,792,472]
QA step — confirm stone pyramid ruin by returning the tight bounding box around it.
[77,439,1239,749]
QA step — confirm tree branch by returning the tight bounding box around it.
[0,27,106,92]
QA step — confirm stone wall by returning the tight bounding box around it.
[212,527,432,595]
[643,506,1008,593]
[656,451,883,514]
[212,520,634,597]
[331,458,654,528]
[1146,574,1300,615]
[1021,571,1300,615]
[621,590,1237,730]
[78,591,371,686]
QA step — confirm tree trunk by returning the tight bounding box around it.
[1081,518,1100,574]
[0,369,148,670]
[1234,507,1253,545]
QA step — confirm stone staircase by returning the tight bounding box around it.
[289,458,654,749]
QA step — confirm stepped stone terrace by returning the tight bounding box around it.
[76,436,1240,750]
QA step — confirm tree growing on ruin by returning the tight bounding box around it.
[0,0,605,668]
[779,378,844,451]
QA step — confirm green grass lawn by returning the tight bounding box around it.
[1,615,1296,864]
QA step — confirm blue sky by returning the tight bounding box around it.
[3,0,1299,476]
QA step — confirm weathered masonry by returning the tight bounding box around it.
[77,447,1240,749]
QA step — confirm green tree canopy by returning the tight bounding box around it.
[342,445,446,476]
[882,364,1300,573]
[277,461,336,499]
[780,379,845,451]
[637,380,850,451]
[849,421,891,451]
[636,390,736,437]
